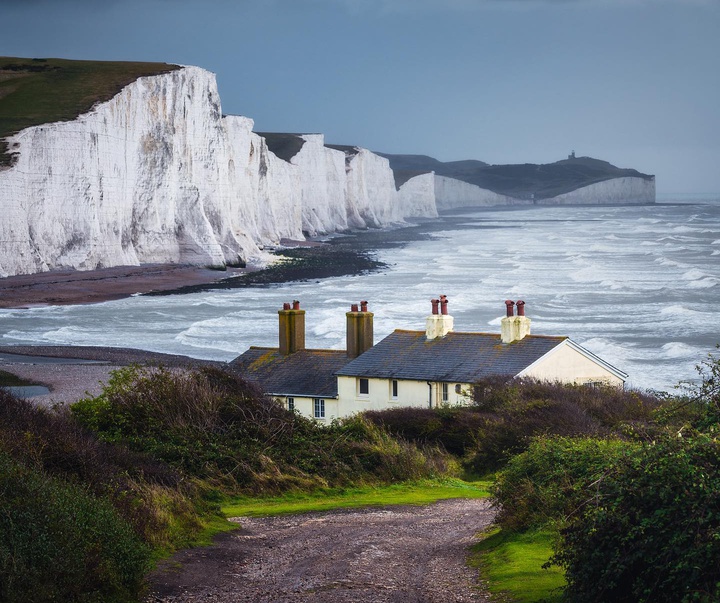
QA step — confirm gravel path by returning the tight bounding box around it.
[146,498,494,603]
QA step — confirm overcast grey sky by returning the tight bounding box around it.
[2,0,718,193]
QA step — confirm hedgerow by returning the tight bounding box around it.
[553,434,720,603]
[492,436,635,531]
[366,377,664,474]
[71,365,450,493]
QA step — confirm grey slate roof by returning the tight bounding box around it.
[335,330,567,382]
[229,347,350,398]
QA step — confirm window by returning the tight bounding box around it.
[442,383,449,402]
[314,398,325,419]
[455,384,462,394]
[287,397,295,411]
[358,378,369,396]
[391,379,398,399]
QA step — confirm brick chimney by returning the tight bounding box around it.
[278,300,305,355]
[346,300,374,358]
[426,295,454,340]
[501,299,532,344]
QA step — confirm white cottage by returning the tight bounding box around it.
[231,297,627,421]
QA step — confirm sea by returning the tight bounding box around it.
[1,193,719,393]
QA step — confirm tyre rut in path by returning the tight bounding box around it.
[146,498,495,602]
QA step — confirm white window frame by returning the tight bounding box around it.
[358,378,369,396]
[442,382,449,402]
[391,379,399,399]
[287,397,295,411]
[314,397,325,419]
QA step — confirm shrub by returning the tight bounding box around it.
[0,389,209,551]
[72,365,450,494]
[552,434,720,603]
[550,354,720,603]
[492,436,635,531]
[366,378,665,474]
[0,452,149,603]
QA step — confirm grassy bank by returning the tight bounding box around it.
[469,528,565,603]
[222,478,491,517]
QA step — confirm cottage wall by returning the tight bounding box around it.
[518,342,624,386]
[336,376,472,416]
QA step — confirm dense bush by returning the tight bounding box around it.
[548,352,720,603]
[71,365,450,493]
[366,378,664,473]
[0,389,209,550]
[552,434,720,603]
[0,452,149,603]
[492,436,635,531]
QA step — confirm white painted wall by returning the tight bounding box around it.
[336,375,472,417]
[519,342,625,386]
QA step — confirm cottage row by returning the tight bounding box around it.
[231,298,627,421]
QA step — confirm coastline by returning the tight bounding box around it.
[0,223,438,309]
[0,264,246,309]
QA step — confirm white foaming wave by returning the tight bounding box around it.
[654,257,686,268]
[599,279,624,291]
[661,342,700,359]
[2,329,46,342]
[575,337,640,365]
[18,326,106,346]
[659,305,705,319]
[682,268,714,281]
[687,278,718,289]
[712,250,720,256]
[309,315,345,341]
[712,239,720,245]
[589,243,630,253]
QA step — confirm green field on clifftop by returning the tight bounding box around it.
[0,56,178,165]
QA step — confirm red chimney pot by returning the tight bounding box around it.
[431,298,440,315]
[505,300,515,317]
[283,302,291,310]
[292,300,300,310]
[440,295,449,316]
[351,303,359,312]
[360,300,368,313]
[516,300,526,316]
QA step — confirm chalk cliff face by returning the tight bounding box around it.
[0,64,657,278]
[397,173,438,218]
[540,176,656,205]
[0,67,433,277]
[434,175,528,210]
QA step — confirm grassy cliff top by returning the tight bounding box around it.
[0,56,179,165]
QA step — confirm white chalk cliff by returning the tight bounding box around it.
[0,66,433,277]
[0,65,655,278]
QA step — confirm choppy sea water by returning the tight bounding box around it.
[1,195,719,393]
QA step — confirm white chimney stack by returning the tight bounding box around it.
[426,295,454,340]
[501,300,531,344]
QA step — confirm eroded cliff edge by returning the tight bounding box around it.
[0,62,655,278]
[0,66,438,277]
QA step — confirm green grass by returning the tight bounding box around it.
[0,56,178,165]
[222,478,491,517]
[469,527,566,603]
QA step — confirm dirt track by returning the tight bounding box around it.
[146,498,494,603]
